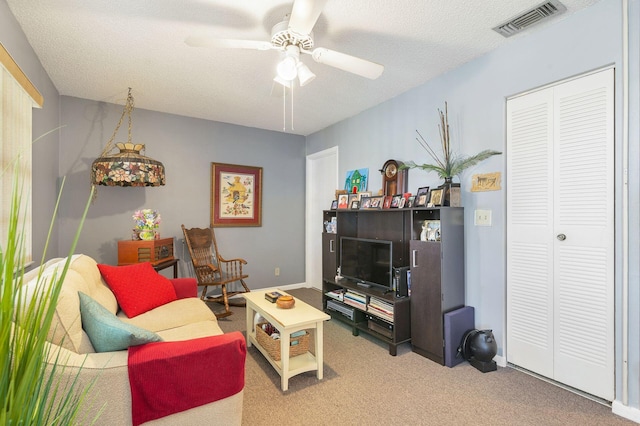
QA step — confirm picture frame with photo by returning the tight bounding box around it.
[337,193,350,209]
[407,196,416,208]
[360,196,372,209]
[348,193,359,207]
[414,186,430,207]
[358,191,372,202]
[350,200,360,210]
[430,188,444,206]
[398,197,406,208]
[390,194,402,208]
[330,199,338,210]
[382,196,392,209]
[369,196,384,209]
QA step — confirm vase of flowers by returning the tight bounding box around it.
[401,102,501,206]
[132,209,161,240]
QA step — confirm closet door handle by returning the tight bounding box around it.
[557,233,566,241]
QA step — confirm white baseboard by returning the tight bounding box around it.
[494,354,507,368]
[262,282,308,292]
[612,400,640,423]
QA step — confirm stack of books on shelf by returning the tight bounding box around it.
[343,290,367,310]
[367,297,394,323]
[325,288,345,302]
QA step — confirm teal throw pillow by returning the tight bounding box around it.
[78,291,162,352]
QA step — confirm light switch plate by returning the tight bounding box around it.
[474,209,492,226]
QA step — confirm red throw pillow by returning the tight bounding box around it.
[97,262,177,318]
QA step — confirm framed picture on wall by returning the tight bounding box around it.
[211,162,262,227]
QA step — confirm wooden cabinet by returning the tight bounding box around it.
[409,208,465,365]
[321,207,465,358]
[117,238,174,266]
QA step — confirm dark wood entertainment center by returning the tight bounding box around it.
[322,207,465,361]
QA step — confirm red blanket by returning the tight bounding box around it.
[127,332,246,426]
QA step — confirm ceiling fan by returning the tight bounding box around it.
[185,0,384,88]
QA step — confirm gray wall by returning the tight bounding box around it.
[307,0,640,411]
[58,96,306,287]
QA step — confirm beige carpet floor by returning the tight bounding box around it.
[213,288,633,426]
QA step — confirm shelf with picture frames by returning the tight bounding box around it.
[321,206,465,360]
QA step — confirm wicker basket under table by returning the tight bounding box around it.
[255,322,309,361]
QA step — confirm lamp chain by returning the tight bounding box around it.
[99,87,135,157]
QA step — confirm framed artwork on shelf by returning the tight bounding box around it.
[414,186,430,207]
[330,200,338,210]
[369,196,384,209]
[360,196,372,209]
[430,188,444,206]
[398,197,406,208]
[350,200,360,210]
[337,193,350,209]
[382,195,392,209]
[358,191,372,202]
[348,193,359,206]
[407,196,416,208]
[344,168,369,193]
[390,194,402,208]
[211,162,262,227]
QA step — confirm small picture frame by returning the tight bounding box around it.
[330,200,338,210]
[369,196,384,209]
[348,193,359,206]
[407,196,416,208]
[430,188,444,206]
[337,194,350,209]
[360,196,372,209]
[382,196,392,209]
[350,200,360,210]
[398,197,406,208]
[358,191,372,202]
[415,186,430,207]
[390,194,402,208]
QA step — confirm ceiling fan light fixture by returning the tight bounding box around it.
[297,61,315,86]
[277,55,298,81]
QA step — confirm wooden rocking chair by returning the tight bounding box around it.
[182,225,250,318]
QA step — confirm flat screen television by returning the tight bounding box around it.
[340,236,393,290]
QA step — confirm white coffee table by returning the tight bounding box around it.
[244,290,330,391]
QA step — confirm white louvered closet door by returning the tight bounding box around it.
[507,69,614,401]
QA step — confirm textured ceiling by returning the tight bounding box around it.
[7,0,599,136]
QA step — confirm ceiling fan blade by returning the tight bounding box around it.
[288,0,328,35]
[185,36,273,51]
[311,48,384,80]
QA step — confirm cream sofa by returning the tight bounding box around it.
[22,254,245,425]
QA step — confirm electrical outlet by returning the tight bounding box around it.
[474,209,492,226]
[275,267,280,276]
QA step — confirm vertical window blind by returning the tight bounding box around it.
[0,43,43,264]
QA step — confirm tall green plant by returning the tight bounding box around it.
[402,102,502,180]
[1,162,95,424]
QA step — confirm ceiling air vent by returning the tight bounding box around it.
[493,0,567,37]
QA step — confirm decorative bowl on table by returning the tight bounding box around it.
[276,295,295,309]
